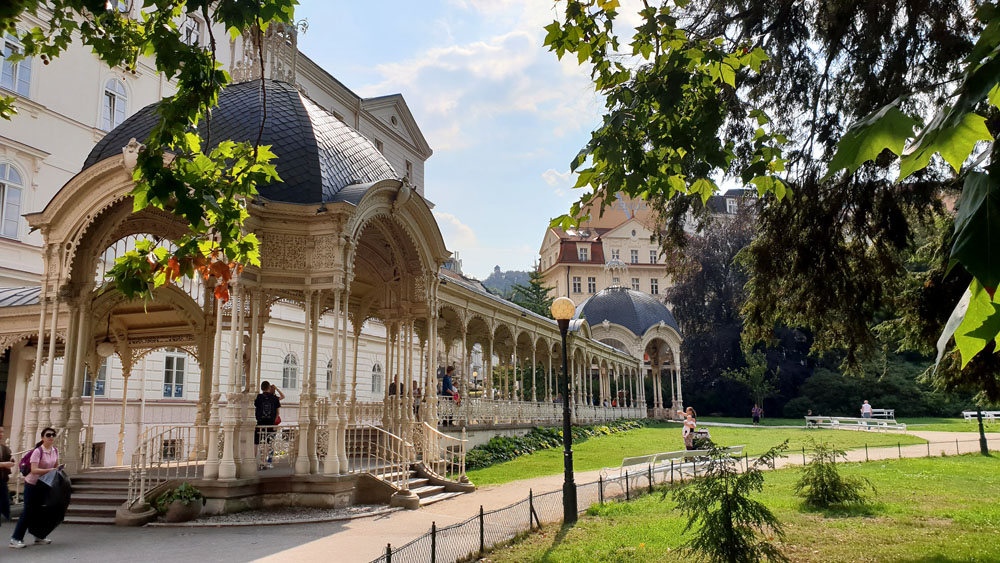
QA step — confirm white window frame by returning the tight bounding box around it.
[650,278,659,295]
[83,359,108,397]
[181,17,201,47]
[631,278,640,291]
[371,362,383,394]
[1,33,31,97]
[587,276,596,293]
[630,249,639,264]
[572,276,582,293]
[0,162,24,239]
[611,249,619,260]
[578,247,589,262]
[163,349,186,398]
[282,353,298,388]
[102,79,128,131]
[650,249,657,264]
[727,198,738,214]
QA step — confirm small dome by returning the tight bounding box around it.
[576,286,680,336]
[83,80,397,205]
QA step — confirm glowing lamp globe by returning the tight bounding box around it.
[550,297,576,321]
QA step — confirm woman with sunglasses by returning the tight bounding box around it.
[9,427,59,549]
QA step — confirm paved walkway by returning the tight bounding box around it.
[4,429,999,563]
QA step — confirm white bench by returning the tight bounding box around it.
[962,411,1000,422]
[871,408,895,419]
[805,415,905,431]
[602,445,746,490]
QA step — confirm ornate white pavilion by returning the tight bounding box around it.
[0,79,683,521]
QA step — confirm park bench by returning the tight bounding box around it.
[962,410,1000,422]
[601,445,746,491]
[805,415,905,431]
[871,408,895,419]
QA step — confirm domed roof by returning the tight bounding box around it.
[576,286,680,336]
[84,80,397,205]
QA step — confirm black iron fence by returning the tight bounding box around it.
[370,437,996,563]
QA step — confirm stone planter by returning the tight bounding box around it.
[164,500,202,523]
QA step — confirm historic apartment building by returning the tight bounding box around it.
[538,191,751,305]
[0,9,433,465]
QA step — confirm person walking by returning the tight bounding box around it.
[751,403,763,426]
[0,427,14,527]
[861,400,873,419]
[10,427,59,549]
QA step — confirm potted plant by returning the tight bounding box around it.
[154,483,205,523]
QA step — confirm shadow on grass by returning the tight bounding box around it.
[538,521,575,562]
[796,501,883,518]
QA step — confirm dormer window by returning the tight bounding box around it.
[578,247,589,261]
[726,198,738,214]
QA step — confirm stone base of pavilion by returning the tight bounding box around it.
[116,470,395,526]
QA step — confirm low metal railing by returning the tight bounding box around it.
[255,424,299,469]
[346,424,415,490]
[410,421,467,482]
[127,424,212,507]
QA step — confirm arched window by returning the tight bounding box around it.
[102,79,127,131]
[1,33,31,97]
[282,353,298,388]
[371,363,383,394]
[325,359,332,391]
[0,162,23,239]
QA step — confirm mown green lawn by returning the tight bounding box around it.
[467,424,926,486]
[487,454,1000,562]
[899,417,997,432]
[699,416,807,426]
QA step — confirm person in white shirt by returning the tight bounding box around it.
[861,400,873,419]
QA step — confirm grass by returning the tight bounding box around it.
[466,423,927,486]
[700,416,807,426]
[701,416,998,433]
[487,454,1000,562]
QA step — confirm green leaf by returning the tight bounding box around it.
[935,287,971,372]
[954,279,1000,368]
[824,102,919,180]
[951,172,1000,288]
[689,177,717,203]
[899,112,993,180]
[989,83,1000,109]
[747,47,769,72]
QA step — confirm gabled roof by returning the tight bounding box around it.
[362,94,433,160]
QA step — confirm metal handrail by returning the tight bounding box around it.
[347,423,414,490]
[127,424,212,507]
[410,421,467,482]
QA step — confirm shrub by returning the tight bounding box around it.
[465,419,652,470]
[671,441,789,563]
[794,440,874,508]
[154,482,206,514]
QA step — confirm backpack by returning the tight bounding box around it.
[19,446,57,477]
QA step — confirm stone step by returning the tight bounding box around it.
[418,491,463,506]
[71,493,127,505]
[407,478,430,489]
[63,514,117,525]
[65,503,119,518]
[72,482,130,493]
[410,485,446,498]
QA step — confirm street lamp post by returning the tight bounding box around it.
[550,297,578,524]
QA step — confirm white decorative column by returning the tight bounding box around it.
[204,295,225,479]
[219,284,242,480]
[337,290,350,472]
[324,290,341,475]
[294,290,313,476]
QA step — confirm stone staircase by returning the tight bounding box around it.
[65,472,130,525]
[405,467,465,506]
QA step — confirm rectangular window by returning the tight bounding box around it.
[1,34,31,97]
[572,276,581,293]
[727,198,738,214]
[405,160,413,179]
[611,249,619,260]
[163,351,185,398]
[578,247,589,261]
[160,439,182,461]
[612,277,620,285]
[182,18,201,46]
[650,250,657,264]
[587,276,596,293]
[83,360,108,397]
[375,139,384,153]
[0,181,21,239]
[631,278,640,291]
[650,278,659,295]
[630,249,638,264]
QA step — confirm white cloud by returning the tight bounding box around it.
[541,168,571,188]
[433,211,479,248]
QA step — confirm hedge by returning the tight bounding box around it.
[465,418,654,470]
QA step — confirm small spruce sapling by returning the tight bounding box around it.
[794,440,874,509]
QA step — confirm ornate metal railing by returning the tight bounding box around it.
[255,424,299,469]
[437,398,643,427]
[410,421,467,483]
[346,424,414,490]
[352,401,385,426]
[127,424,212,507]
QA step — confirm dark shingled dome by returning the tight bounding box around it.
[83,80,397,205]
[576,287,680,336]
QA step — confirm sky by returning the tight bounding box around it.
[294,0,609,280]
